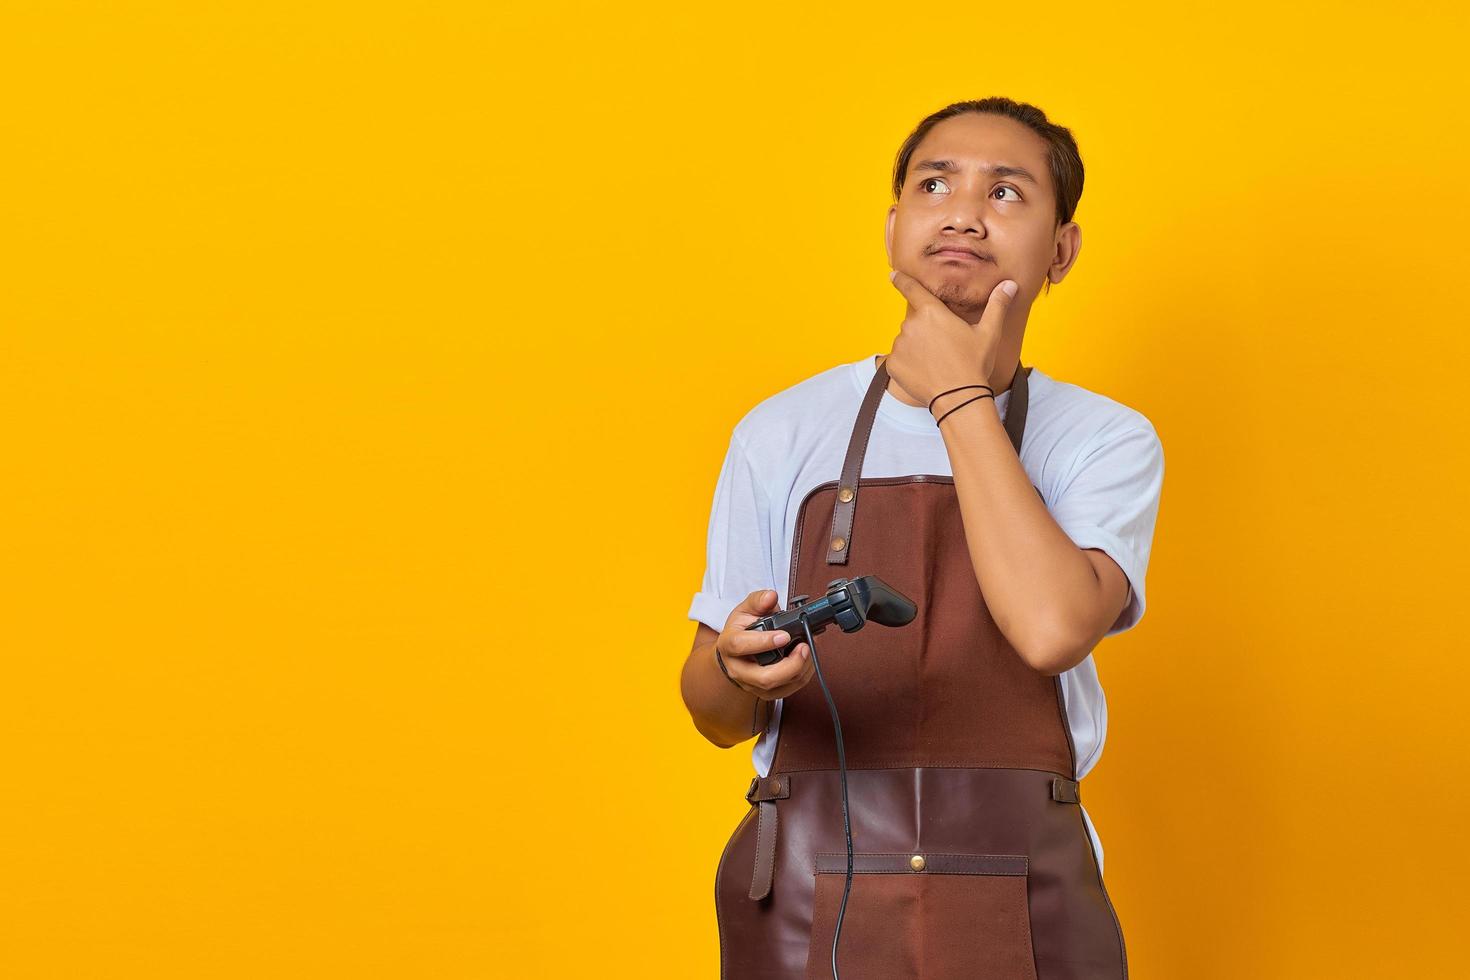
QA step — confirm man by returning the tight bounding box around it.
[679,97,1163,979]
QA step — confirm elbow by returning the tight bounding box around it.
[1022,645,1083,677]
[678,665,744,749]
[1016,621,1090,677]
[692,716,742,750]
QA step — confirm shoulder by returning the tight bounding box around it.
[1029,368,1162,455]
[729,358,861,453]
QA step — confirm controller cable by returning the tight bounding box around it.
[797,611,852,980]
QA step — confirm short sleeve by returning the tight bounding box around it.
[1049,424,1165,637]
[687,433,778,632]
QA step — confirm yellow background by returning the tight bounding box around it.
[2,2,1466,977]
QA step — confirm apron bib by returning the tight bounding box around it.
[715,360,1128,979]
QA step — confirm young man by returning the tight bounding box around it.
[680,97,1164,979]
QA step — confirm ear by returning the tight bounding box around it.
[884,205,897,267]
[1047,221,1082,286]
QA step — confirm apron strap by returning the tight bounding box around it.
[827,359,1032,566]
[745,775,790,901]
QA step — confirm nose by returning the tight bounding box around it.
[940,180,991,237]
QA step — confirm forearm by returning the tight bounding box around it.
[935,392,1101,673]
[680,638,772,748]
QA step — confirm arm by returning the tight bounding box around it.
[680,623,770,748]
[683,433,814,746]
[933,391,1132,675]
[679,591,815,748]
[879,269,1141,676]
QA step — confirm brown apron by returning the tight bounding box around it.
[715,360,1128,979]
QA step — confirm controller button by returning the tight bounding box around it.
[830,536,846,552]
[837,487,854,503]
[909,854,926,872]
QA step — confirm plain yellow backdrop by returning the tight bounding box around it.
[2,2,1466,977]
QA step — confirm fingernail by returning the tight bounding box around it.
[1000,280,1017,298]
[773,632,788,645]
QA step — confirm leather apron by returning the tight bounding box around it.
[715,360,1128,979]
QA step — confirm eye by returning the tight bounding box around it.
[994,185,1021,202]
[919,177,949,195]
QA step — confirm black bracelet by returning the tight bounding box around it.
[713,644,746,691]
[935,392,995,426]
[927,383,994,415]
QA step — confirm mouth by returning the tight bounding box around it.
[930,248,990,262]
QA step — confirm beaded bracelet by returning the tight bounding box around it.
[926,383,994,415]
[935,392,995,426]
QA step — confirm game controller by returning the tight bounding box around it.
[747,575,917,666]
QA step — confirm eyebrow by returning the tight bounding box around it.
[911,159,1041,186]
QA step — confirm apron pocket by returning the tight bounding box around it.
[805,852,1038,980]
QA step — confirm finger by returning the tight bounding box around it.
[889,268,941,312]
[724,624,796,660]
[977,278,1019,332]
[736,588,776,614]
[785,642,812,675]
[725,588,778,632]
[765,645,815,698]
[730,643,810,693]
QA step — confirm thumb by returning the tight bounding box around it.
[979,278,1019,328]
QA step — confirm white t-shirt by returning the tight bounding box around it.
[688,352,1165,875]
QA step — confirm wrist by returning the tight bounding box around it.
[929,387,996,422]
[712,641,756,698]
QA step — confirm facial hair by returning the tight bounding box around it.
[927,273,988,318]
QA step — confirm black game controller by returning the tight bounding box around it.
[747,575,917,666]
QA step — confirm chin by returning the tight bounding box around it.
[932,283,988,308]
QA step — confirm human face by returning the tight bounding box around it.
[885,113,1080,320]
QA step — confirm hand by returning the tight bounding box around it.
[715,589,816,701]
[883,269,1018,411]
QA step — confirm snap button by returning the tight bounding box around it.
[909,854,925,872]
[830,536,846,552]
[837,487,854,503]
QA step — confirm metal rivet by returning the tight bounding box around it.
[910,854,926,872]
[837,487,854,503]
[830,537,846,552]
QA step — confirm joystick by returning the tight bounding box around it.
[746,574,916,666]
